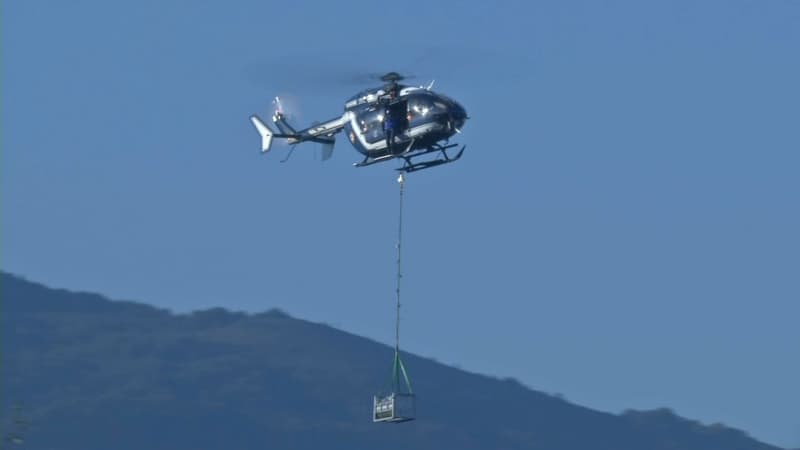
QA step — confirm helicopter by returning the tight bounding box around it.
[249,72,468,173]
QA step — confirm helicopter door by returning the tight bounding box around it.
[359,108,386,145]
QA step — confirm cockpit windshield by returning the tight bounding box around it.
[406,93,449,126]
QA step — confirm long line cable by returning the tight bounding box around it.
[391,172,413,395]
[395,173,405,354]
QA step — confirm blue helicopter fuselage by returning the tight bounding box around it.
[342,86,467,158]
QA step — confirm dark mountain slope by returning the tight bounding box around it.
[1,273,782,450]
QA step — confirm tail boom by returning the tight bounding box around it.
[249,109,347,157]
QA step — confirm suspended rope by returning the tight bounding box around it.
[395,172,404,354]
[392,173,413,395]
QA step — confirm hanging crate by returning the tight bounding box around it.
[373,392,415,423]
[374,349,415,423]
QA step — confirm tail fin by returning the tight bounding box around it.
[320,139,335,161]
[249,115,275,153]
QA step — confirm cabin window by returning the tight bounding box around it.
[359,108,385,144]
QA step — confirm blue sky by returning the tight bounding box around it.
[3,0,799,447]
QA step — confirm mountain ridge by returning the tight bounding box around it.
[1,272,784,450]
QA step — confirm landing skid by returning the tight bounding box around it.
[397,143,465,173]
[354,142,466,173]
